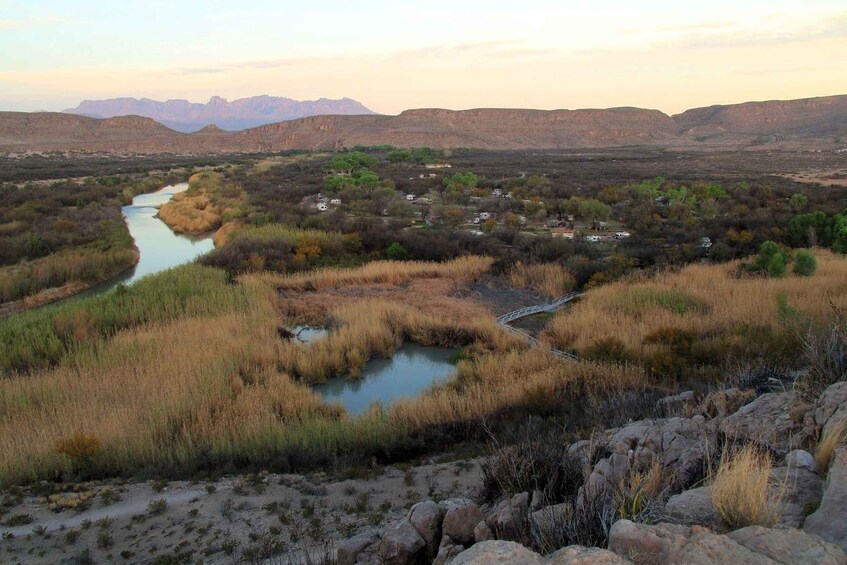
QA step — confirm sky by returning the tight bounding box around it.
[1,0,846,115]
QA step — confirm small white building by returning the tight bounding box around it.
[614,231,631,239]
[330,198,342,206]
[472,217,481,224]
[406,194,416,201]
[317,202,328,211]
[699,237,713,249]
[479,212,492,221]
[425,163,452,169]
[491,188,503,197]
[584,235,602,243]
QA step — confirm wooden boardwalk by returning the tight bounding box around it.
[496,291,582,360]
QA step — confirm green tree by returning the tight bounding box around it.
[575,199,611,223]
[789,193,809,212]
[386,242,408,260]
[766,252,786,278]
[793,251,817,277]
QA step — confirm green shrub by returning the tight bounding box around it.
[385,242,408,261]
[793,251,817,277]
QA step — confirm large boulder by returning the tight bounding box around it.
[770,465,824,528]
[805,446,847,553]
[720,391,813,452]
[698,387,756,418]
[337,532,379,565]
[609,519,845,564]
[729,525,846,565]
[408,500,444,557]
[814,381,847,440]
[433,535,464,565]
[656,390,696,417]
[785,449,818,473]
[485,492,529,542]
[377,519,426,564]
[609,520,771,564]
[665,486,718,526]
[439,498,484,547]
[586,415,715,495]
[449,540,545,565]
[547,545,632,564]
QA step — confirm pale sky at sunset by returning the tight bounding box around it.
[2,0,846,115]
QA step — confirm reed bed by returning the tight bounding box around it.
[509,261,576,298]
[543,249,847,356]
[0,264,262,374]
[0,249,139,304]
[249,255,494,291]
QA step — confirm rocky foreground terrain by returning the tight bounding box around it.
[1,378,845,563]
[2,94,846,154]
[336,380,847,564]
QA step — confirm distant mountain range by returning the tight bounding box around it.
[2,95,845,154]
[63,95,377,132]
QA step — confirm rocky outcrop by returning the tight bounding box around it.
[377,519,426,564]
[439,498,484,547]
[665,486,718,526]
[805,447,847,553]
[728,526,847,565]
[336,380,847,564]
[450,540,545,565]
[547,545,632,564]
[814,382,847,439]
[719,391,813,452]
[608,520,846,564]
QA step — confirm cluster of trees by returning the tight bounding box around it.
[744,241,817,278]
[387,147,442,164]
[787,209,847,252]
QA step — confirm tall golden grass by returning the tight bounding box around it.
[0,255,653,486]
[250,255,494,290]
[0,248,138,303]
[814,420,846,474]
[509,261,575,298]
[158,172,247,234]
[710,445,782,529]
[543,249,847,354]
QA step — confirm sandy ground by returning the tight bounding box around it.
[778,168,847,187]
[0,458,481,564]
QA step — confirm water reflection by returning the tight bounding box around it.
[314,344,456,415]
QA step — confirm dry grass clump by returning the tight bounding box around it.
[509,262,576,298]
[544,249,847,357]
[251,255,494,291]
[614,458,668,521]
[814,420,846,475]
[710,445,782,529]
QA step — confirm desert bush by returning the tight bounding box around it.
[479,426,584,504]
[798,311,847,399]
[613,457,668,522]
[710,444,781,529]
[529,486,617,553]
[582,337,634,364]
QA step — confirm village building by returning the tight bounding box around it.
[425,163,452,169]
[551,228,575,239]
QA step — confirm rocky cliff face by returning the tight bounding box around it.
[64,95,377,132]
[4,94,846,154]
[674,94,847,138]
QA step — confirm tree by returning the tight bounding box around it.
[793,251,817,277]
[766,252,786,278]
[386,242,408,260]
[575,199,611,223]
[789,193,809,212]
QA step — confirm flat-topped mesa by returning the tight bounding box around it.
[3,94,847,153]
